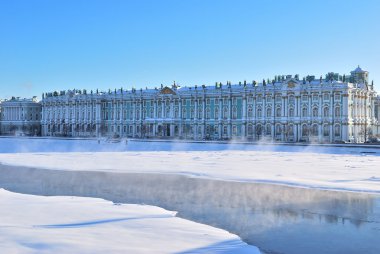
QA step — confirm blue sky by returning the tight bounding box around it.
[0,0,379,99]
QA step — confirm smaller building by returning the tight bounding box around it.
[0,96,41,136]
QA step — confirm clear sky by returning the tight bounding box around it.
[0,0,379,99]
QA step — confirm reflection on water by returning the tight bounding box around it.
[1,166,379,254]
[0,137,379,156]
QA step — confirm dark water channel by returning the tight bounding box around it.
[0,164,379,254]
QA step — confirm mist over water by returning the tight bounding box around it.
[1,166,379,254]
[0,137,379,156]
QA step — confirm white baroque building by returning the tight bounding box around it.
[0,96,41,136]
[41,67,379,143]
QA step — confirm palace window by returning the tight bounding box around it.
[206,108,211,119]
[248,124,253,135]
[323,107,329,117]
[335,125,341,137]
[266,108,272,117]
[335,107,341,117]
[311,124,318,136]
[232,125,237,136]
[289,108,294,117]
[174,109,178,118]
[312,107,318,117]
[324,93,330,101]
[302,125,308,136]
[276,107,281,117]
[257,108,262,118]
[232,107,237,119]
[313,95,318,101]
[334,94,341,101]
[323,125,329,136]
[266,124,271,135]
[276,125,281,135]
[223,107,228,119]
[248,107,253,118]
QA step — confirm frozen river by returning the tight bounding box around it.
[0,137,379,253]
[0,137,379,156]
[0,165,379,254]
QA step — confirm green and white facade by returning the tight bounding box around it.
[40,67,379,143]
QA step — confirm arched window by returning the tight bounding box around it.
[334,124,341,137]
[232,107,237,119]
[248,107,253,118]
[302,124,308,137]
[215,106,219,119]
[223,107,228,119]
[256,124,263,136]
[288,125,294,136]
[289,108,294,117]
[312,107,318,117]
[276,124,282,135]
[232,125,237,136]
[312,124,318,136]
[266,124,271,135]
[257,107,262,118]
[323,124,329,136]
[302,107,308,117]
[335,107,341,117]
[323,107,329,117]
[267,108,272,117]
[248,124,253,135]
[276,107,281,117]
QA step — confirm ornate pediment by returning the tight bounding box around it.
[284,79,299,89]
[159,86,176,95]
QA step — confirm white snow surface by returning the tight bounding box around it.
[0,150,379,193]
[0,189,259,254]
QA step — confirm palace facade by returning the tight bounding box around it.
[40,66,379,143]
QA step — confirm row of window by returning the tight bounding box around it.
[46,123,342,138]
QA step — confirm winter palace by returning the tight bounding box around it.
[1,66,380,143]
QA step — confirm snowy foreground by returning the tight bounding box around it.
[0,189,259,254]
[0,150,379,193]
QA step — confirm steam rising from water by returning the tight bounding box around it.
[0,137,379,156]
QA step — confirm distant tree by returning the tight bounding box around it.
[263,79,266,86]
[343,74,346,82]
